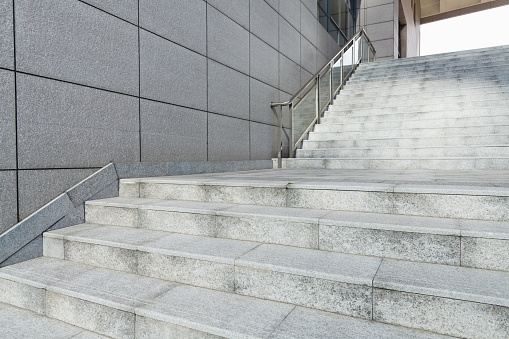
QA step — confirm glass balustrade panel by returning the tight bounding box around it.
[318,69,331,113]
[292,83,317,149]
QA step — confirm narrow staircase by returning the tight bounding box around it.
[1,46,509,339]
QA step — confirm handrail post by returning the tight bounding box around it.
[360,36,363,63]
[289,103,293,158]
[340,51,343,90]
[315,77,320,124]
[278,105,282,168]
[329,61,333,105]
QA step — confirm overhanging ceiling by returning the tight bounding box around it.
[421,0,499,18]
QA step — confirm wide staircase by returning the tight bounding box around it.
[1,47,509,339]
[286,44,509,170]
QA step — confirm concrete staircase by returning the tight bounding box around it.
[1,47,509,339]
[285,45,509,170]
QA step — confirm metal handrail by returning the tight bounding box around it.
[270,28,376,168]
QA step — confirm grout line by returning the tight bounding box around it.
[138,0,142,163]
[371,258,384,320]
[77,0,136,27]
[248,0,251,160]
[12,0,19,222]
[267,305,297,338]
[206,3,209,162]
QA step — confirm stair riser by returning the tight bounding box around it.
[314,118,509,132]
[327,99,509,112]
[359,56,509,70]
[333,94,509,108]
[360,49,509,68]
[353,69,509,82]
[353,62,509,78]
[322,109,509,122]
[339,85,509,98]
[336,89,509,102]
[119,181,509,221]
[343,77,509,91]
[296,147,509,158]
[308,126,509,139]
[302,136,509,149]
[327,103,509,115]
[281,157,509,171]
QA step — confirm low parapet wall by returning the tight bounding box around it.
[0,160,272,267]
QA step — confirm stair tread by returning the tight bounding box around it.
[0,257,453,339]
[0,302,110,339]
[375,260,509,308]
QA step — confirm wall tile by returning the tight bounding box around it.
[301,67,313,87]
[279,17,301,64]
[15,0,138,95]
[301,0,318,17]
[250,122,277,160]
[208,113,250,161]
[18,169,96,220]
[17,74,140,169]
[250,122,289,160]
[207,0,250,29]
[140,30,207,110]
[207,5,250,74]
[80,0,138,24]
[208,60,250,120]
[250,34,279,88]
[365,21,395,42]
[316,51,328,73]
[367,3,394,25]
[250,0,279,49]
[279,53,301,95]
[140,99,207,163]
[301,35,317,73]
[250,78,279,126]
[264,0,279,11]
[279,0,300,30]
[300,3,317,44]
[0,171,17,234]
[371,38,395,59]
[0,69,15,169]
[0,0,13,69]
[140,0,206,55]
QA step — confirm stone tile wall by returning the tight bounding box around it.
[0,0,340,232]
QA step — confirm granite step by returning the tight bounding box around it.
[358,45,509,68]
[321,109,509,123]
[325,98,509,113]
[314,117,509,132]
[296,146,509,159]
[0,257,455,339]
[329,95,509,110]
[307,125,509,139]
[49,208,509,271]
[281,156,509,170]
[114,170,509,221]
[301,135,509,149]
[335,87,509,102]
[351,60,509,77]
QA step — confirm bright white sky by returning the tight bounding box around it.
[420,5,509,56]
